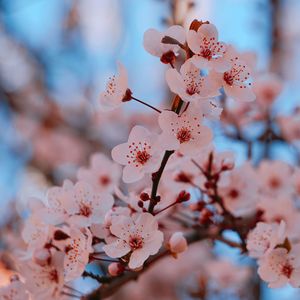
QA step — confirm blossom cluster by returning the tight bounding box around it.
[1,19,300,300]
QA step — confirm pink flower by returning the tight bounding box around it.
[99,62,129,111]
[112,126,163,183]
[65,181,114,227]
[22,216,50,251]
[257,196,300,239]
[258,160,293,197]
[158,107,212,156]
[21,252,65,299]
[166,59,220,102]
[103,213,164,269]
[40,180,74,225]
[258,246,300,288]
[253,73,283,108]
[143,25,186,63]
[219,163,258,217]
[187,23,229,71]
[0,277,29,300]
[278,112,300,143]
[168,232,188,256]
[211,46,256,102]
[77,153,121,193]
[54,227,93,282]
[246,221,286,258]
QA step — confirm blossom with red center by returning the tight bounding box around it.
[219,163,259,217]
[103,213,163,269]
[143,25,186,63]
[258,160,293,197]
[65,181,114,228]
[187,23,230,71]
[166,59,220,102]
[112,125,163,183]
[99,62,129,111]
[20,252,65,299]
[158,106,212,156]
[54,227,93,282]
[211,46,255,102]
[258,247,300,288]
[246,221,286,258]
[77,153,121,193]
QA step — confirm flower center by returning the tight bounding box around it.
[136,150,151,165]
[129,235,144,250]
[281,263,293,278]
[99,175,111,186]
[201,48,212,60]
[223,72,234,86]
[49,269,59,283]
[177,127,192,143]
[269,177,281,189]
[127,142,152,167]
[228,188,239,199]
[79,203,92,217]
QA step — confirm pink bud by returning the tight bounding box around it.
[169,232,188,254]
[108,262,124,276]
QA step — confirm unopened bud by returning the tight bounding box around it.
[108,262,125,276]
[176,191,191,203]
[140,192,150,201]
[169,232,188,257]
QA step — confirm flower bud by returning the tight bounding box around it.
[140,192,150,201]
[108,262,125,276]
[176,190,191,203]
[169,232,188,256]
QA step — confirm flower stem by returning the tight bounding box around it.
[131,96,161,113]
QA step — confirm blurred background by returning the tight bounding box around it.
[0,0,300,299]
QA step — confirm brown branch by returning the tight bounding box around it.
[83,229,210,300]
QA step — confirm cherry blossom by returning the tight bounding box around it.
[219,163,258,217]
[258,160,293,197]
[21,252,65,300]
[99,62,130,111]
[103,213,164,269]
[187,23,229,71]
[54,227,93,282]
[77,152,121,193]
[253,73,283,108]
[0,277,29,300]
[211,46,256,102]
[168,232,188,256]
[112,125,163,183]
[158,107,212,156]
[246,221,286,258]
[22,216,50,251]
[278,111,300,143]
[143,25,185,64]
[166,59,220,102]
[65,181,114,227]
[257,196,300,238]
[40,180,74,225]
[258,246,300,288]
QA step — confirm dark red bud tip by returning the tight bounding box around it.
[189,19,210,31]
[140,192,150,201]
[175,172,192,183]
[155,195,161,203]
[122,89,132,102]
[160,50,176,65]
[176,190,191,203]
[138,200,144,208]
[53,230,70,241]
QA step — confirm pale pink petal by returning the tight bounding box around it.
[128,248,150,269]
[165,68,186,97]
[143,28,164,56]
[123,164,144,183]
[198,24,218,40]
[103,239,131,258]
[187,29,201,54]
[111,142,129,165]
[165,25,186,44]
[224,84,256,102]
